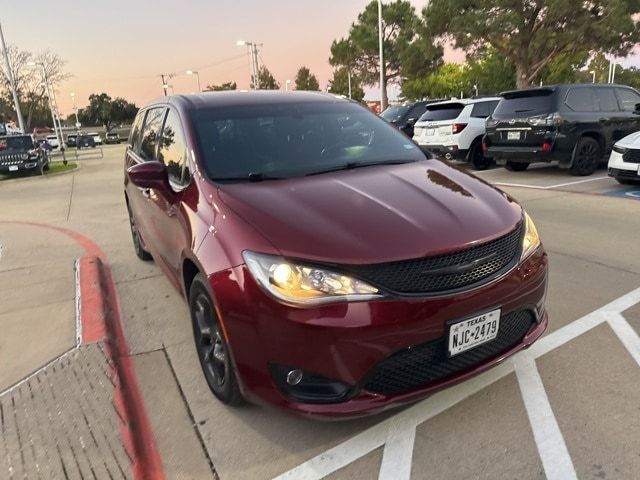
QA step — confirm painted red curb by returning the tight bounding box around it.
[0,221,165,480]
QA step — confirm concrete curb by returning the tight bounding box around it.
[78,254,165,480]
[0,162,79,184]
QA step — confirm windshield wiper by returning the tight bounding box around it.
[304,159,417,177]
[211,172,286,183]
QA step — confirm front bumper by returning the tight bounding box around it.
[608,150,640,180]
[0,161,40,174]
[210,246,549,417]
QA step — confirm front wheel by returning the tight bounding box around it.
[190,274,244,406]
[570,137,601,176]
[127,205,153,261]
[505,161,529,172]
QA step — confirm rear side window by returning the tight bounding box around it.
[407,103,427,121]
[565,88,595,112]
[471,101,495,118]
[420,104,464,121]
[594,88,619,112]
[615,88,640,112]
[158,109,191,188]
[138,107,166,161]
[493,89,555,117]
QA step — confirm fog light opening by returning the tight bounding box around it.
[286,369,303,385]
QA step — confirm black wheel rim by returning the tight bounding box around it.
[193,293,228,388]
[576,142,598,170]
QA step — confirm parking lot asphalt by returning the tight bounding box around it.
[0,146,639,480]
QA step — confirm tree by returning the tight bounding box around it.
[424,0,640,88]
[80,93,138,130]
[204,81,237,91]
[330,0,442,108]
[0,47,69,130]
[463,48,516,95]
[251,66,279,90]
[294,66,320,91]
[402,63,467,100]
[328,67,365,101]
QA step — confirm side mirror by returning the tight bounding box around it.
[127,161,173,196]
[633,103,640,115]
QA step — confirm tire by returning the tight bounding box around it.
[570,137,601,176]
[505,161,529,172]
[469,142,491,170]
[127,204,153,261]
[189,273,244,406]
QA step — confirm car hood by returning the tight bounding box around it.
[617,130,640,148]
[218,160,523,264]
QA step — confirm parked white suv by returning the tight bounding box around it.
[413,97,500,169]
[608,131,640,184]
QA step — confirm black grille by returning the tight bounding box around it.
[622,149,640,164]
[347,222,523,294]
[362,310,535,395]
[609,168,640,180]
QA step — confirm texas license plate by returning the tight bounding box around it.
[8,166,18,172]
[507,131,521,141]
[448,309,501,356]
[425,128,435,136]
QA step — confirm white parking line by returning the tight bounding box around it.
[515,355,577,480]
[275,287,640,480]
[608,312,640,367]
[494,175,610,191]
[378,421,415,480]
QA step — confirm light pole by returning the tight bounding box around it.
[70,92,80,127]
[28,61,62,148]
[348,69,352,99]
[285,79,291,91]
[186,70,201,92]
[590,70,596,83]
[377,0,386,111]
[237,40,261,89]
[0,22,25,132]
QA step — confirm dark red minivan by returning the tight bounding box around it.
[124,91,548,417]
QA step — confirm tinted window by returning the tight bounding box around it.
[594,88,619,111]
[407,103,427,121]
[419,104,464,121]
[129,111,145,149]
[158,109,190,188]
[380,105,411,122]
[565,88,595,112]
[191,101,425,181]
[139,107,165,161]
[471,102,492,118]
[493,89,555,117]
[615,88,640,112]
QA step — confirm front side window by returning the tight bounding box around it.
[615,88,640,112]
[138,107,166,161]
[129,111,145,149]
[594,88,619,112]
[191,101,425,182]
[158,109,190,188]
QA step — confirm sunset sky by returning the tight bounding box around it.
[2,1,638,117]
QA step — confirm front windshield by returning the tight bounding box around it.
[379,104,410,122]
[191,101,426,181]
[0,136,34,151]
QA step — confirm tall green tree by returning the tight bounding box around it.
[330,0,442,108]
[463,48,516,95]
[294,66,320,91]
[424,0,640,88]
[79,93,137,129]
[204,81,237,91]
[252,66,279,90]
[328,67,365,101]
[402,63,467,100]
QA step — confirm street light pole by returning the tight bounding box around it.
[0,21,25,133]
[186,70,201,92]
[590,70,596,83]
[237,40,262,89]
[348,68,352,99]
[377,0,386,111]
[70,92,79,126]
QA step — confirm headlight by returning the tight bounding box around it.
[612,144,628,155]
[243,251,381,306]
[521,212,541,261]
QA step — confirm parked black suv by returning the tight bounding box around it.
[0,135,49,176]
[380,101,431,137]
[484,84,640,175]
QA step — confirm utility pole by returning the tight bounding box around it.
[237,41,262,89]
[0,21,25,132]
[251,43,260,89]
[348,69,352,99]
[161,74,168,96]
[377,0,387,111]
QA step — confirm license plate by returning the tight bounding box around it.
[425,128,435,136]
[507,131,521,141]
[448,309,501,356]
[8,166,18,172]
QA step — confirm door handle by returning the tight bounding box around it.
[141,188,151,199]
